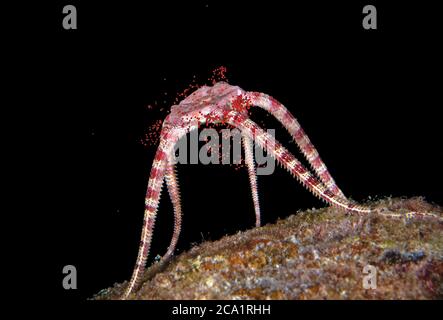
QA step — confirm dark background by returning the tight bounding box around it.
[26,1,442,301]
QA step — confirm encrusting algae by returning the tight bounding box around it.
[94,197,443,300]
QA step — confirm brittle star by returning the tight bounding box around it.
[122,81,441,299]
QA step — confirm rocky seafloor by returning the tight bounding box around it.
[94,197,443,300]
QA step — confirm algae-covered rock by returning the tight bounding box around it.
[94,197,443,300]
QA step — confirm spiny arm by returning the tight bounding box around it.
[122,139,171,299]
[162,161,182,263]
[228,110,443,222]
[246,91,347,200]
[243,134,261,227]
[227,110,370,214]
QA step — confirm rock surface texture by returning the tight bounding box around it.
[94,197,443,300]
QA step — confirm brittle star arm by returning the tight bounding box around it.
[122,135,174,299]
[227,110,370,213]
[243,134,261,227]
[162,160,182,263]
[246,92,347,200]
[228,109,443,224]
